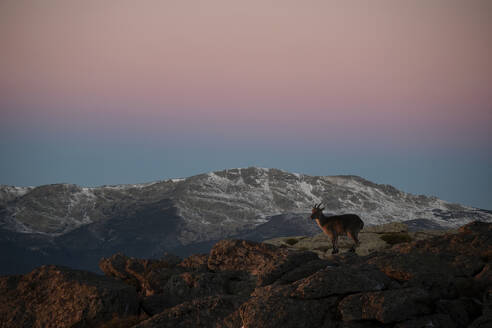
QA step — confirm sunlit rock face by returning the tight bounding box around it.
[1,221,489,328]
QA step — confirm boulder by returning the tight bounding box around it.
[338,287,432,323]
[0,265,139,328]
[436,298,482,327]
[394,314,457,328]
[239,284,338,328]
[99,253,182,295]
[178,253,209,272]
[292,266,390,299]
[134,295,245,328]
[362,221,408,233]
[208,239,318,286]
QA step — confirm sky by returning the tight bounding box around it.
[0,0,491,209]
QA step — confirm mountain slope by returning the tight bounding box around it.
[0,167,490,274]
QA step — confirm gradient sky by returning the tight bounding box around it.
[1,0,491,209]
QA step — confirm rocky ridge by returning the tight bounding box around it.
[2,168,490,240]
[2,168,491,275]
[0,221,490,327]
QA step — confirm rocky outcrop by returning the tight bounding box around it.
[264,221,451,257]
[134,295,246,328]
[0,221,490,327]
[208,239,319,286]
[99,253,182,296]
[0,265,139,328]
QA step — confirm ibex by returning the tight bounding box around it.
[310,204,364,254]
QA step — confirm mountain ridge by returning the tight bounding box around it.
[1,167,491,274]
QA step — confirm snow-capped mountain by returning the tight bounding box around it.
[1,167,490,274]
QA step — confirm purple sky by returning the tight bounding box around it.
[1,0,491,209]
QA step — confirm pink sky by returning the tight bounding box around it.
[1,1,491,208]
[2,0,491,146]
[0,0,492,138]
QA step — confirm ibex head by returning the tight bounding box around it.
[310,203,325,220]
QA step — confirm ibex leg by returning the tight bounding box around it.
[331,233,339,254]
[347,231,360,252]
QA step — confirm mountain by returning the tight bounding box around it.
[1,167,491,274]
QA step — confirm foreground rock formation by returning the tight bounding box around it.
[0,221,490,327]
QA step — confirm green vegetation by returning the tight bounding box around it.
[284,238,299,246]
[380,232,413,245]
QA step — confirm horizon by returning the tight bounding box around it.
[1,0,491,210]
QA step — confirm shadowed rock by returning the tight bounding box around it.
[338,287,432,323]
[134,295,246,328]
[99,253,182,295]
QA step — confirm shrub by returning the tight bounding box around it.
[380,233,412,245]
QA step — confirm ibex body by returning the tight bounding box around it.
[310,204,364,254]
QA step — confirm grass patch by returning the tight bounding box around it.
[284,238,299,246]
[313,246,331,252]
[380,233,413,245]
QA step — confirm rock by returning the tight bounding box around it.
[0,265,139,328]
[99,253,182,295]
[338,287,432,323]
[208,239,318,286]
[436,298,482,327]
[140,294,175,316]
[469,288,492,328]
[178,253,209,271]
[264,222,420,258]
[366,220,491,300]
[161,271,230,306]
[394,314,457,328]
[134,295,245,328]
[367,251,457,282]
[1,221,490,328]
[363,222,408,233]
[273,259,335,285]
[292,266,390,299]
[239,284,338,328]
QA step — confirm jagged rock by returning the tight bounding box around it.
[208,239,318,286]
[469,288,492,328]
[363,222,408,233]
[338,287,432,323]
[394,314,457,328]
[292,266,390,299]
[99,253,182,295]
[1,221,490,328]
[178,253,209,271]
[140,294,174,316]
[161,271,230,306]
[0,265,139,328]
[133,295,245,328]
[436,297,482,327]
[365,221,491,301]
[272,259,334,285]
[239,284,338,328]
